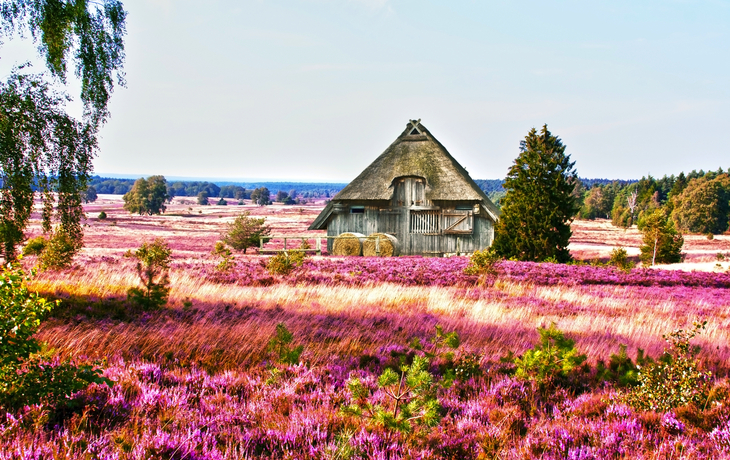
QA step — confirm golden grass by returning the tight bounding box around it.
[29,262,730,375]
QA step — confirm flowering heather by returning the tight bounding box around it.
[200,256,730,289]
[5,200,729,458]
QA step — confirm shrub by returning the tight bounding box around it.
[266,250,305,275]
[125,238,172,310]
[216,197,227,206]
[609,247,635,272]
[22,235,48,256]
[624,321,712,411]
[343,355,441,435]
[98,210,107,220]
[464,247,501,277]
[595,344,648,388]
[513,323,587,393]
[0,264,108,411]
[39,231,77,270]
[212,241,234,272]
[267,323,304,366]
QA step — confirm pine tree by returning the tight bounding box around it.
[492,125,578,263]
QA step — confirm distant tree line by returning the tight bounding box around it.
[578,167,730,235]
[86,176,344,200]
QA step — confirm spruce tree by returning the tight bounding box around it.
[492,125,578,263]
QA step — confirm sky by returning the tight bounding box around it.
[2,0,729,182]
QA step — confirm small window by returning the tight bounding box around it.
[350,206,365,214]
[455,204,473,211]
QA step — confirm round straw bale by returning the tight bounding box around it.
[363,233,399,257]
[332,232,365,256]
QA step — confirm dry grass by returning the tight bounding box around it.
[29,258,730,376]
[17,199,730,377]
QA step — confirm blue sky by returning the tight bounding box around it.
[3,0,729,181]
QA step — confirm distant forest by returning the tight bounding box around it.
[88,176,637,201]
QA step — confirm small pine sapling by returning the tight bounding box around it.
[343,355,441,435]
[266,250,306,275]
[212,241,234,272]
[464,248,501,282]
[125,238,172,310]
[513,323,587,394]
[267,323,303,366]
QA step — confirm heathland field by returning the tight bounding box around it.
[7,195,730,459]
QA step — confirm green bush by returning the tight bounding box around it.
[595,344,649,388]
[343,355,441,435]
[0,264,108,411]
[216,197,227,206]
[266,250,305,275]
[513,324,587,393]
[464,248,501,277]
[212,241,234,272]
[22,235,48,256]
[624,321,712,411]
[39,231,77,270]
[222,211,271,254]
[267,323,304,366]
[609,247,635,272]
[125,238,172,310]
[98,211,107,220]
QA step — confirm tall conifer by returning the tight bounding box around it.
[492,125,578,263]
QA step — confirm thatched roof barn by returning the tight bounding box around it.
[309,119,500,256]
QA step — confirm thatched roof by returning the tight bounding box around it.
[309,120,500,230]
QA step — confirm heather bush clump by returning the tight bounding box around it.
[624,321,712,411]
[125,238,172,310]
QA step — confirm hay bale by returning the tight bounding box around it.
[363,233,399,257]
[332,232,365,256]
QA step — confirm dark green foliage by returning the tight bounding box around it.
[595,344,648,388]
[343,355,441,435]
[267,323,303,365]
[196,191,209,205]
[222,211,270,254]
[123,176,170,215]
[513,324,587,393]
[639,209,684,265]
[83,185,98,203]
[98,210,107,220]
[492,125,579,263]
[671,174,730,235]
[250,187,271,206]
[0,263,108,411]
[624,322,712,411]
[125,238,172,310]
[0,72,93,261]
[216,197,227,206]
